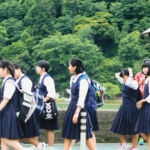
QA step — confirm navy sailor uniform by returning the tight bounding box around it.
[17,75,40,138]
[0,77,23,139]
[110,74,140,135]
[38,73,59,130]
[62,74,93,139]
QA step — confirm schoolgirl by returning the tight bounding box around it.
[13,63,45,150]
[0,60,31,150]
[135,60,150,150]
[62,58,95,150]
[110,68,139,150]
[36,60,59,150]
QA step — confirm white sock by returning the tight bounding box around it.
[69,148,72,150]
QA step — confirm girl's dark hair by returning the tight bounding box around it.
[120,68,129,77]
[36,60,49,72]
[0,60,15,77]
[142,60,150,75]
[69,58,85,74]
[12,63,26,74]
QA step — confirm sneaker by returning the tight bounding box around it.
[138,137,144,145]
[118,143,130,150]
[37,142,46,150]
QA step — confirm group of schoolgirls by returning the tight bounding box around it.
[0,59,59,150]
[110,59,150,150]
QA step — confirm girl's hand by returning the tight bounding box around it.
[72,112,79,124]
[137,100,143,109]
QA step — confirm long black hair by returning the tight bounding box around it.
[0,60,15,77]
[69,58,85,74]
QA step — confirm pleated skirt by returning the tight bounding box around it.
[110,103,140,135]
[135,103,150,133]
[0,106,23,139]
[62,102,93,139]
[19,112,40,138]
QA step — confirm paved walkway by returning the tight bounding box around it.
[9,143,148,150]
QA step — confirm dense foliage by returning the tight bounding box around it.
[0,0,150,96]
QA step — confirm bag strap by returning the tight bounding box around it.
[7,80,33,96]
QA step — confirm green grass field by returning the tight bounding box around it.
[56,99,122,110]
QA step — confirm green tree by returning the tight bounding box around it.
[118,31,144,67]
[0,26,8,51]
[32,34,104,91]
[0,18,24,43]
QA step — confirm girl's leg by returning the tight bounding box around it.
[131,134,138,148]
[1,138,24,150]
[140,133,148,141]
[1,140,9,150]
[47,130,54,146]
[118,134,126,143]
[63,138,72,150]
[69,140,76,150]
[147,134,150,150]
[86,138,95,150]
[25,137,39,147]
[14,139,22,150]
[92,132,96,148]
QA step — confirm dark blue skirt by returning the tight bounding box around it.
[89,111,99,131]
[110,103,140,135]
[62,102,93,140]
[19,112,40,138]
[38,117,59,130]
[135,103,150,133]
[0,106,23,139]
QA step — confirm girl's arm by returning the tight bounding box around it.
[115,73,124,84]
[0,81,15,110]
[144,80,150,103]
[125,78,138,90]
[44,77,56,101]
[73,79,88,124]
[0,98,9,110]
[137,79,150,109]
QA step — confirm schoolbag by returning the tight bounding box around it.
[32,85,45,115]
[7,80,36,122]
[92,80,105,107]
[79,75,98,113]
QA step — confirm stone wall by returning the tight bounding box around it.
[38,109,131,143]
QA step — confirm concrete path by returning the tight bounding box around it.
[9,143,148,150]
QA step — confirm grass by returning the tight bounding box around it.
[56,99,122,110]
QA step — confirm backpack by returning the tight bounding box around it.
[92,80,105,107]
[7,80,36,122]
[79,75,98,113]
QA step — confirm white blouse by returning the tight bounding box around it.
[115,73,138,90]
[16,74,33,94]
[70,72,90,108]
[144,77,150,103]
[39,73,56,99]
[2,75,15,100]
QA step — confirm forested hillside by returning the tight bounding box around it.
[0,0,150,96]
